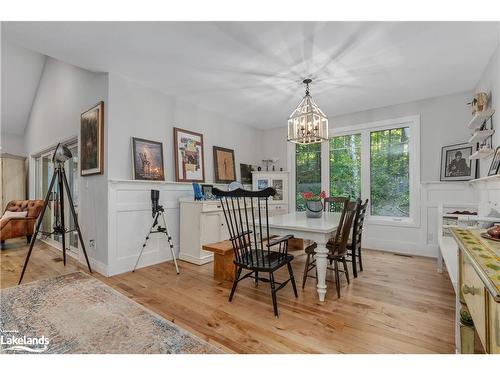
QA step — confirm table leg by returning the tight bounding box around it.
[315,241,328,301]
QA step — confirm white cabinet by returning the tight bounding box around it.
[179,199,229,265]
[0,154,26,212]
[252,171,289,216]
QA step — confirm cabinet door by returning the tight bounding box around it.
[200,212,225,246]
[490,300,500,353]
[270,178,286,203]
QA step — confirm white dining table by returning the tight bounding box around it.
[267,211,342,302]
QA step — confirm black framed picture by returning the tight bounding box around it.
[201,184,214,197]
[131,137,165,181]
[488,146,500,176]
[240,163,254,185]
[440,143,476,181]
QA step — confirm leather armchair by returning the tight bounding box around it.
[0,200,44,244]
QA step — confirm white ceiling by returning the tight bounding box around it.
[1,41,45,135]
[2,21,499,132]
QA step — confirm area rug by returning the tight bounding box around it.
[0,272,221,354]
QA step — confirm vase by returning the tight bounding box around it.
[305,200,323,218]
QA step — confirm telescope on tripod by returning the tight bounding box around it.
[19,143,93,284]
[132,190,179,274]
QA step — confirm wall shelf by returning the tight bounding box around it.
[467,109,495,129]
[468,129,495,144]
[469,174,500,183]
[469,148,495,160]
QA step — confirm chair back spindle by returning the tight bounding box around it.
[351,198,369,255]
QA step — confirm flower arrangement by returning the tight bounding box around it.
[300,191,326,201]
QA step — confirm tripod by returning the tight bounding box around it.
[133,206,179,274]
[19,161,92,284]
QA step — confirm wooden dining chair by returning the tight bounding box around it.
[213,187,298,318]
[302,201,357,299]
[323,196,350,213]
[346,198,369,278]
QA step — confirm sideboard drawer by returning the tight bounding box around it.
[462,255,488,349]
[490,300,500,354]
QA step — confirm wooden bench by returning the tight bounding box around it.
[202,237,304,282]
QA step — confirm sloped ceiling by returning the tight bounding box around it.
[1,40,46,135]
[2,21,499,131]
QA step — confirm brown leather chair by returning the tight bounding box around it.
[0,200,44,245]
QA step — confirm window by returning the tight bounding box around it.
[329,134,361,199]
[293,116,419,225]
[295,143,321,211]
[370,127,409,217]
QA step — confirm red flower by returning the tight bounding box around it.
[319,191,326,199]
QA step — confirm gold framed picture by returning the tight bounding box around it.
[80,101,104,176]
[213,146,236,183]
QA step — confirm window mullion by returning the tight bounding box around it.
[321,140,329,196]
[360,130,371,208]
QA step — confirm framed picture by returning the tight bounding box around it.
[488,146,500,176]
[131,137,165,181]
[174,128,205,182]
[80,101,104,176]
[240,163,254,185]
[201,184,214,197]
[440,143,476,181]
[213,146,236,183]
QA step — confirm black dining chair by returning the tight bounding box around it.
[213,187,298,318]
[302,201,357,298]
[346,198,369,278]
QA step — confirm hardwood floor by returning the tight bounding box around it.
[1,239,456,353]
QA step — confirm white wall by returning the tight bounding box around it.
[24,57,109,272]
[475,35,500,177]
[0,132,25,156]
[107,73,264,182]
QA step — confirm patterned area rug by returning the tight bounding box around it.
[0,272,221,354]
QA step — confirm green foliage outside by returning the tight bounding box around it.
[370,127,410,217]
[329,134,361,200]
[295,143,321,211]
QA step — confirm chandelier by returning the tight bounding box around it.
[287,78,328,144]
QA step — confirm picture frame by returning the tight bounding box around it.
[201,184,214,197]
[213,146,236,183]
[131,137,165,181]
[440,143,476,181]
[240,163,254,185]
[173,127,205,182]
[488,146,500,176]
[80,101,104,176]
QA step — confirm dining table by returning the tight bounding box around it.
[267,211,342,302]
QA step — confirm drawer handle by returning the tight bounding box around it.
[462,284,476,296]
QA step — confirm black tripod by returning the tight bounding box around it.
[19,160,92,284]
[133,206,179,274]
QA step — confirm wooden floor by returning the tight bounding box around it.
[1,239,456,353]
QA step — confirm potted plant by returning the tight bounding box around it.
[301,191,326,218]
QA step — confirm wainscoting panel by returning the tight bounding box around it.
[107,180,242,276]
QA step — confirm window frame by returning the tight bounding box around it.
[289,115,420,227]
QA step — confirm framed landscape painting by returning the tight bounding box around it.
[174,128,205,182]
[213,146,236,183]
[131,137,165,181]
[80,101,104,176]
[440,143,476,181]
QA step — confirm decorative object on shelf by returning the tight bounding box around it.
[257,166,262,171]
[173,128,205,182]
[192,183,203,201]
[488,146,500,176]
[486,225,500,239]
[228,181,243,191]
[201,184,214,199]
[287,78,328,144]
[239,163,253,184]
[257,178,268,190]
[262,158,279,171]
[469,92,489,115]
[131,137,165,181]
[80,101,104,176]
[440,143,476,181]
[213,146,236,183]
[302,191,326,218]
